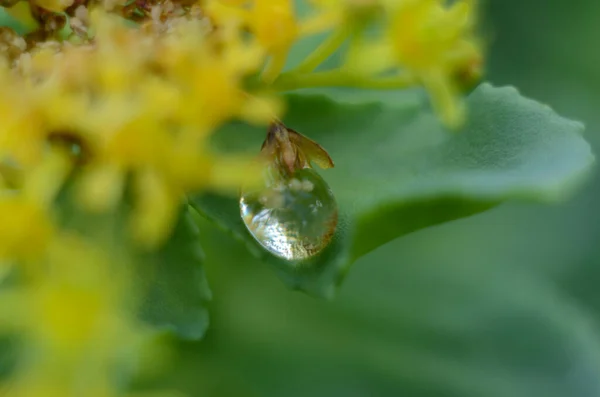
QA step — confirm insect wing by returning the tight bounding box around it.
[288,129,334,170]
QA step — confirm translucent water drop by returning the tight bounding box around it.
[240,167,338,260]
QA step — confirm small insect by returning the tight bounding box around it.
[259,121,334,175]
[240,121,338,261]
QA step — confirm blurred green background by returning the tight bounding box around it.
[158,1,600,396]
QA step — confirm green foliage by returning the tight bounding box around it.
[168,220,600,397]
[189,83,592,302]
[139,209,212,340]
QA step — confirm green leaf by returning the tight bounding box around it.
[190,83,593,297]
[174,223,600,397]
[0,335,18,380]
[138,208,212,340]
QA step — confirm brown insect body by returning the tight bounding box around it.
[261,121,334,175]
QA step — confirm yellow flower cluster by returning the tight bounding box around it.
[354,0,482,127]
[0,0,483,396]
[0,151,66,266]
[1,8,278,247]
[0,6,278,396]
[205,0,481,126]
[0,235,145,397]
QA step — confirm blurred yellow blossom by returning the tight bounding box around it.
[0,0,485,396]
[345,0,482,127]
[0,8,277,246]
[387,0,481,126]
[0,150,69,264]
[0,197,52,262]
[0,234,149,397]
[250,0,298,55]
[205,0,299,82]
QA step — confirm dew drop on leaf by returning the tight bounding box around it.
[240,167,338,260]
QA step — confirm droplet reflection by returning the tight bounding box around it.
[240,168,337,260]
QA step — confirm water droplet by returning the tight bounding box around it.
[240,167,338,260]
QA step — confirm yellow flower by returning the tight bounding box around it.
[249,0,298,56]
[28,236,139,351]
[0,79,45,167]
[346,0,482,127]
[0,10,278,247]
[0,150,69,264]
[387,0,478,70]
[206,0,299,54]
[0,234,150,397]
[0,1,489,396]
[205,0,299,82]
[130,170,181,249]
[0,196,52,262]
[390,0,481,126]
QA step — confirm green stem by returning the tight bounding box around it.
[261,51,289,84]
[293,28,350,74]
[272,70,417,91]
